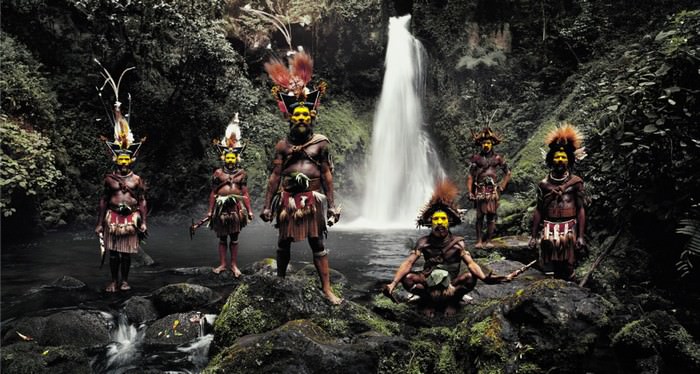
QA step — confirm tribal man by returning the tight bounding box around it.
[467,127,511,248]
[383,180,514,317]
[94,63,147,293]
[260,52,342,305]
[207,113,253,277]
[529,123,588,280]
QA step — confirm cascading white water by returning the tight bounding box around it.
[356,14,444,228]
[104,314,144,371]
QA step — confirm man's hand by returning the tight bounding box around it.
[327,206,341,226]
[260,208,272,222]
[468,192,476,201]
[382,282,399,303]
[95,225,103,236]
[528,237,538,249]
[248,212,254,221]
[139,223,147,233]
[576,237,587,250]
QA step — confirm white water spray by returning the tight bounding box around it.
[355,15,444,228]
[104,314,145,371]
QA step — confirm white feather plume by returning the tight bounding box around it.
[221,112,242,148]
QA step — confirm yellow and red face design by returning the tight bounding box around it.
[552,151,569,166]
[290,106,312,131]
[116,153,132,167]
[224,152,238,166]
[481,139,493,153]
[431,211,449,230]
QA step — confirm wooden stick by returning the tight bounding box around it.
[579,230,622,287]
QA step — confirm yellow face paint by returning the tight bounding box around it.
[290,106,312,127]
[481,139,493,152]
[224,152,237,165]
[116,154,132,166]
[553,151,568,165]
[431,211,449,229]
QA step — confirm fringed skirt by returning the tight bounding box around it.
[103,210,140,254]
[275,190,327,242]
[475,184,499,214]
[539,219,577,265]
[210,195,248,237]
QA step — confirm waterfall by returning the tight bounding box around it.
[356,14,444,228]
[101,313,145,373]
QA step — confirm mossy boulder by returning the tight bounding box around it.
[144,312,206,348]
[122,295,159,325]
[612,310,700,373]
[151,283,219,315]
[454,279,614,373]
[211,271,399,355]
[205,319,409,374]
[2,310,111,348]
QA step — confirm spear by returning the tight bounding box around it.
[98,232,106,269]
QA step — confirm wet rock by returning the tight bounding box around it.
[296,264,348,287]
[3,310,111,348]
[469,236,537,264]
[1,342,91,374]
[45,275,87,290]
[123,295,159,324]
[41,310,112,347]
[211,272,399,354]
[206,319,410,374]
[151,283,219,315]
[144,312,205,348]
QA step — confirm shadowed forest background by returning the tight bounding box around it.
[2,0,700,371]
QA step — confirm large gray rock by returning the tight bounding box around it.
[123,295,159,324]
[205,320,410,374]
[151,283,219,315]
[2,310,111,348]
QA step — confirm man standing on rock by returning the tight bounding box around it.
[260,52,342,305]
[466,127,511,248]
[529,123,588,280]
[383,180,514,317]
[205,113,253,277]
[94,64,147,293]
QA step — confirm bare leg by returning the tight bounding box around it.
[229,233,241,278]
[119,253,131,290]
[213,237,227,274]
[310,237,342,305]
[276,238,292,278]
[485,215,496,248]
[475,211,484,248]
[107,251,119,292]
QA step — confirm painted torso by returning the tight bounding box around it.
[105,172,143,207]
[212,168,246,196]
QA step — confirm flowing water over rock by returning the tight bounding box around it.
[357,15,444,228]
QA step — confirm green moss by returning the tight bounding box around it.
[665,324,700,367]
[611,319,659,353]
[204,339,274,374]
[350,304,400,336]
[510,122,553,187]
[314,317,350,338]
[436,344,459,374]
[516,362,542,374]
[469,316,506,359]
[213,284,277,348]
[371,292,410,313]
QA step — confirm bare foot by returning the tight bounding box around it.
[120,281,131,291]
[230,266,242,278]
[324,290,343,305]
[484,242,494,248]
[444,305,458,317]
[212,265,227,274]
[422,307,435,318]
[105,281,117,293]
[474,242,484,249]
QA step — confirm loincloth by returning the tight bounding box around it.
[210,195,248,236]
[539,219,577,264]
[274,189,327,242]
[103,209,140,254]
[474,184,499,214]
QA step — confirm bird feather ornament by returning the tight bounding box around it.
[222,112,242,149]
[94,59,136,149]
[544,123,587,161]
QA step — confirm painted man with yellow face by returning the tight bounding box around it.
[467,128,511,248]
[261,52,342,305]
[95,103,147,293]
[207,113,253,277]
[529,124,588,280]
[383,180,513,317]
